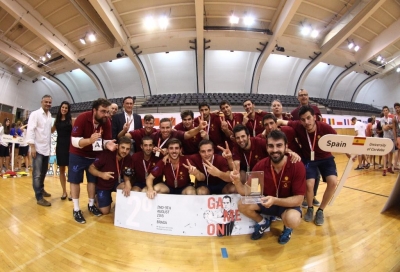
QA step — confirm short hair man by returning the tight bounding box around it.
[258,113,301,155]
[174,110,204,155]
[69,98,117,224]
[232,124,268,183]
[146,138,196,198]
[130,136,162,191]
[151,117,206,157]
[381,106,395,176]
[187,139,236,195]
[231,130,306,244]
[122,114,157,152]
[27,95,53,206]
[109,103,118,118]
[194,102,225,152]
[351,117,370,170]
[89,136,133,215]
[279,106,338,226]
[219,100,243,147]
[112,96,142,139]
[290,89,322,121]
[242,99,268,136]
[271,100,290,120]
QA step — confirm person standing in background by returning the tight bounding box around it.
[52,101,73,200]
[27,95,53,207]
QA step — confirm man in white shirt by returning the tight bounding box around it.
[351,117,370,170]
[27,95,53,206]
[111,96,142,140]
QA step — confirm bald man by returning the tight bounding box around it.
[109,103,118,118]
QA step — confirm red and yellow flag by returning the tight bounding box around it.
[352,137,366,146]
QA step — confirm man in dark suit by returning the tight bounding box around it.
[112,96,142,140]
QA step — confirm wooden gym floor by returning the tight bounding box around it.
[0,153,399,272]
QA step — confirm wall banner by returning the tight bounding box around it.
[114,191,261,236]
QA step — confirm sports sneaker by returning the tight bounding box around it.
[313,198,320,207]
[88,204,102,217]
[278,226,292,245]
[304,207,314,222]
[25,168,29,172]
[301,199,307,208]
[73,210,86,224]
[251,218,271,240]
[42,190,51,197]
[37,198,51,206]
[314,210,324,226]
[387,168,395,174]
[383,170,387,176]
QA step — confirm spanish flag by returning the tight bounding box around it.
[353,137,366,146]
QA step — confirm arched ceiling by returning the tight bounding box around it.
[0,0,399,103]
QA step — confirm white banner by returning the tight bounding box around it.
[319,135,394,155]
[114,191,260,236]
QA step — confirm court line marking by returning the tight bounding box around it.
[343,186,389,197]
[211,242,219,272]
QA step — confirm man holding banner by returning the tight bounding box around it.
[230,130,306,244]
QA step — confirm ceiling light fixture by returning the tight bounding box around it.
[301,23,311,36]
[310,29,319,38]
[40,56,46,61]
[18,66,23,73]
[229,13,239,24]
[354,45,360,52]
[46,50,52,59]
[377,55,382,62]
[348,40,354,49]
[243,15,255,26]
[144,16,156,30]
[88,33,96,42]
[80,34,86,44]
[158,15,169,30]
[397,67,400,73]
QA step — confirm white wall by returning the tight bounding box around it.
[3,49,400,110]
[0,73,67,113]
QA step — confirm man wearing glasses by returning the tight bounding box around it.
[291,89,322,121]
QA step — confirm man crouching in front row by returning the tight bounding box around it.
[230,130,306,244]
[89,136,133,215]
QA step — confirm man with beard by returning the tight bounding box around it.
[219,100,243,148]
[187,139,236,195]
[131,136,162,192]
[231,130,306,244]
[69,98,117,224]
[146,138,196,198]
[151,118,207,157]
[278,106,338,226]
[120,114,157,152]
[194,102,225,153]
[242,99,268,137]
[27,95,53,206]
[89,136,132,215]
[174,110,206,155]
[231,124,268,183]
